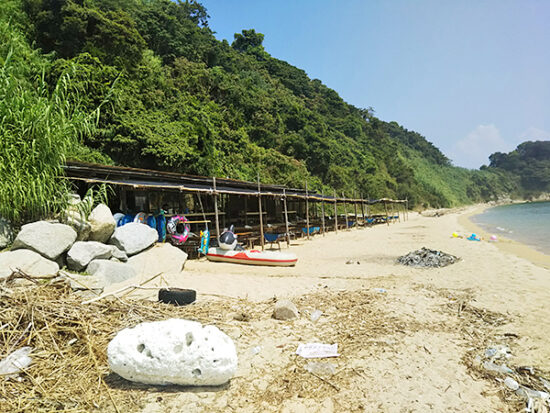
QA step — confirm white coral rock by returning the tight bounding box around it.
[107,319,238,386]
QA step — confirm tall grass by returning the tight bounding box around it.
[0,19,98,224]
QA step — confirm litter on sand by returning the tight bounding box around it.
[296,343,339,359]
[0,347,33,378]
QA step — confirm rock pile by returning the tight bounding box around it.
[397,247,459,268]
[0,202,187,291]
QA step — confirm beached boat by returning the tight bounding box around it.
[206,247,298,267]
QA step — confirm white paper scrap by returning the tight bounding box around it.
[296,343,339,359]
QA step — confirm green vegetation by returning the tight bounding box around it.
[486,141,550,197]
[0,0,540,224]
[0,4,106,223]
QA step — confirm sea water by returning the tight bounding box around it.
[471,201,550,255]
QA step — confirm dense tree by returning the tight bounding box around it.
[0,0,531,225]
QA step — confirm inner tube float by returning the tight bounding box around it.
[219,225,237,250]
[134,212,147,224]
[120,214,134,227]
[146,214,157,229]
[113,213,125,227]
[167,215,190,245]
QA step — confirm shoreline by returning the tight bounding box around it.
[459,203,550,270]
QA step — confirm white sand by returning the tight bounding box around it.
[106,206,550,412]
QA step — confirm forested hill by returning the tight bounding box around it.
[486,141,550,196]
[0,0,523,222]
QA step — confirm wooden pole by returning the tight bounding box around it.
[397,202,401,223]
[283,189,290,247]
[390,202,395,224]
[342,192,348,230]
[213,177,220,239]
[305,180,310,240]
[258,173,264,250]
[384,201,390,226]
[321,190,326,236]
[120,188,127,212]
[406,199,409,221]
[353,191,358,230]
[334,190,338,233]
[360,192,365,227]
[244,197,248,226]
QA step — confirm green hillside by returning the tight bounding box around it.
[0,0,523,222]
[487,141,550,198]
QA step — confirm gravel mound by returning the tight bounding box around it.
[397,247,459,268]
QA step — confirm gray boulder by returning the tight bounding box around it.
[0,249,59,279]
[109,223,157,256]
[272,299,299,320]
[127,243,187,277]
[12,221,77,260]
[0,218,13,249]
[87,259,136,286]
[88,204,116,243]
[67,241,113,271]
[110,246,128,262]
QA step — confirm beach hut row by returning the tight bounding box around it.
[63,161,408,256]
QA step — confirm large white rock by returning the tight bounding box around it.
[88,204,116,243]
[0,249,59,279]
[12,221,77,260]
[109,223,157,256]
[67,241,114,271]
[86,259,136,285]
[127,243,187,277]
[110,246,128,262]
[108,319,238,386]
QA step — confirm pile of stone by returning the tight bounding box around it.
[397,247,459,268]
[0,201,187,292]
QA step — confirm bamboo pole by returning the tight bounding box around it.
[366,194,370,218]
[321,190,326,236]
[342,192,349,230]
[213,177,220,239]
[353,191,358,230]
[360,192,365,228]
[334,190,338,233]
[258,173,264,250]
[305,180,310,240]
[390,202,395,224]
[384,201,390,226]
[244,196,248,226]
[397,201,401,222]
[283,189,290,247]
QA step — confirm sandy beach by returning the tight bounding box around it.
[98,206,550,412]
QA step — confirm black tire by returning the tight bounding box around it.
[158,288,196,305]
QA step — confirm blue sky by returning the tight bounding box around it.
[200,0,549,169]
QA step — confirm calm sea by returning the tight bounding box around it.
[471,201,550,255]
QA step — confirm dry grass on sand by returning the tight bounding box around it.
[2,277,549,412]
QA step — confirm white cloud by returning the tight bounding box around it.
[519,127,550,141]
[450,124,510,169]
